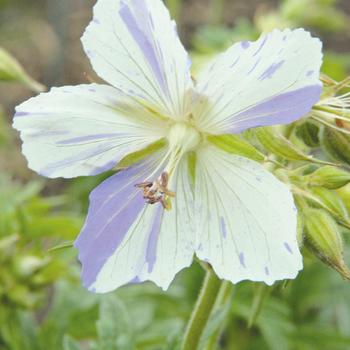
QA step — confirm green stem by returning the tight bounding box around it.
[181,267,222,350]
[248,283,269,328]
[205,281,234,350]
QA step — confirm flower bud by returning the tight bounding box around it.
[306,166,350,189]
[321,127,350,165]
[304,208,350,280]
[0,47,44,92]
[309,187,350,226]
[255,126,320,163]
[337,184,350,216]
[296,122,320,148]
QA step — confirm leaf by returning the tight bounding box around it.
[63,335,81,350]
[96,294,134,350]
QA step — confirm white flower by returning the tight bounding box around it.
[13,0,323,293]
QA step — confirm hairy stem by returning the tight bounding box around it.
[181,267,222,350]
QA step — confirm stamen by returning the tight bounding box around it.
[136,171,175,210]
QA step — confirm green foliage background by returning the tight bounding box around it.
[1,0,350,349]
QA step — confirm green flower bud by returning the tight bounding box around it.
[0,47,45,92]
[304,208,350,280]
[296,122,320,148]
[306,166,350,189]
[207,134,265,162]
[337,184,350,216]
[255,126,310,161]
[311,187,349,221]
[321,127,350,165]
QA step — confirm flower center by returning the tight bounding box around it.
[136,122,201,210]
[167,121,201,156]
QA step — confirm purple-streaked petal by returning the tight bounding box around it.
[194,28,323,134]
[75,153,195,293]
[82,0,193,119]
[194,144,302,285]
[13,84,165,178]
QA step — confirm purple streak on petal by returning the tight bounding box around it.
[93,18,100,25]
[228,85,322,133]
[88,159,120,176]
[74,155,164,289]
[241,41,250,49]
[220,216,227,238]
[56,133,120,145]
[74,162,148,289]
[284,242,293,255]
[239,252,246,268]
[264,266,270,276]
[119,0,168,94]
[14,111,30,117]
[253,35,268,57]
[247,57,261,75]
[128,276,141,284]
[306,70,314,77]
[258,60,285,81]
[146,206,163,273]
[31,130,68,138]
[39,144,119,176]
[230,56,240,69]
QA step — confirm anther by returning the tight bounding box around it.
[136,171,175,210]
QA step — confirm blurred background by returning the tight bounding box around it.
[1,0,350,349]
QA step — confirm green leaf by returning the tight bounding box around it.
[255,126,334,165]
[96,294,134,350]
[63,335,81,350]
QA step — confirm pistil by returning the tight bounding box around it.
[136,122,201,209]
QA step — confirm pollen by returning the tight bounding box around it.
[136,172,175,210]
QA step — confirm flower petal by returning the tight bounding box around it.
[13,84,165,178]
[195,145,302,285]
[82,0,193,118]
[75,153,195,293]
[194,29,323,134]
